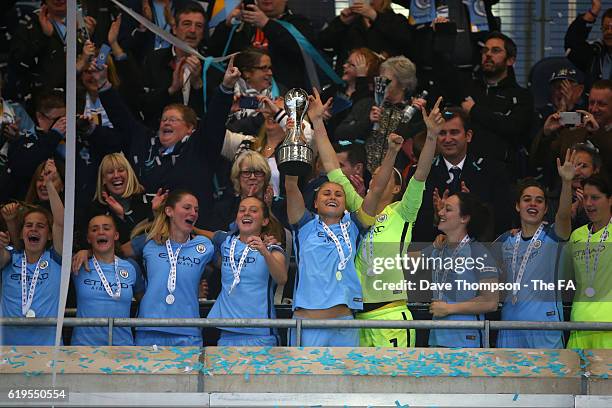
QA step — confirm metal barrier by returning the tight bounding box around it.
[2,317,612,346]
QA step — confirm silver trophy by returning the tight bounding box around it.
[277,88,313,177]
[372,76,391,131]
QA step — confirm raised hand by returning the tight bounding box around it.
[1,203,20,222]
[433,187,449,213]
[43,159,57,184]
[168,57,186,94]
[421,96,444,136]
[387,132,404,153]
[184,55,203,89]
[222,55,241,89]
[349,2,377,21]
[307,88,332,122]
[576,110,599,132]
[84,16,97,36]
[51,116,67,135]
[353,53,368,77]
[108,14,122,46]
[152,188,169,213]
[241,3,269,28]
[339,8,356,24]
[38,4,54,37]
[543,112,563,136]
[102,191,125,219]
[349,174,366,197]
[557,148,578,182]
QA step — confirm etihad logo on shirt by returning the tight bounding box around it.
[222,255,256,265]
[10,273,49,282]
[158,253,202,266]
[83,279,130,289]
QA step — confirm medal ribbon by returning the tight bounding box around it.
[21,252,44,316]
[165,239,183,296]
[92,256,121,299]
[228,236,251,294]
[510,222,545,297]
[320,216,352,271]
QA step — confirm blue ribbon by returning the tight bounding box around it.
[222,23,239,57]
[273,19,344,87]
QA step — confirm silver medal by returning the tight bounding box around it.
[165,294,175,304]
[511,295,518,305]
[25,309,36,318]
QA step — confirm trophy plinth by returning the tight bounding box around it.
[277,142,313,176]
[277,88,312,177]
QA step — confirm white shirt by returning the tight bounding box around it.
[443,156,466,172]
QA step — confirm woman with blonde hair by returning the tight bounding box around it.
[210,150,287,241]
[121,189,214,346]
[75,152,157,247]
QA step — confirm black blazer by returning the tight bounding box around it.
[408,153,514,244]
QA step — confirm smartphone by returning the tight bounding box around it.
[239,96,260,110]
[96,44,112,69]
[559,111,582,126]
[243,0,255,7]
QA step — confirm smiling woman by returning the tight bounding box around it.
[74,153,152,249]
[118,189,215,347]
[1,159,64,345]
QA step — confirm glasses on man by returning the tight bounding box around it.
[480,46,505,55]
[160,116,184,124]
[252,65,273,72]
[240,169,266,178]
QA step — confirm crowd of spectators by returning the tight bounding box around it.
[0,0,611,349]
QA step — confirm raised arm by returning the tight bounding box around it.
[285,176,305,225]
[1,203,22,248]
[415,97,444,181]
[307,88,338,173]
[555,149,577,240]
[360,133,403,217]
[43,159,64,254]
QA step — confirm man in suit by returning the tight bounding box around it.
[140,1,222,126]
[408,107,514,244]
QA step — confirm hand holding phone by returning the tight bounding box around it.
[96,44,112,70]
[558,111,582,127]
[239,96,260,110]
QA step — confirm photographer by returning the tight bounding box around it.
[533,80,612,186]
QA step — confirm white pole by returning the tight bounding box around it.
[52,0,77,387]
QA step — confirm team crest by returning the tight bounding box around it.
[196,244,206,254]
[39,260,48,270]
[533,240,542,249]
[376,214,387,223]
[120,269,129,279]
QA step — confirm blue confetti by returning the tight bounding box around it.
[513,394,519,401]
